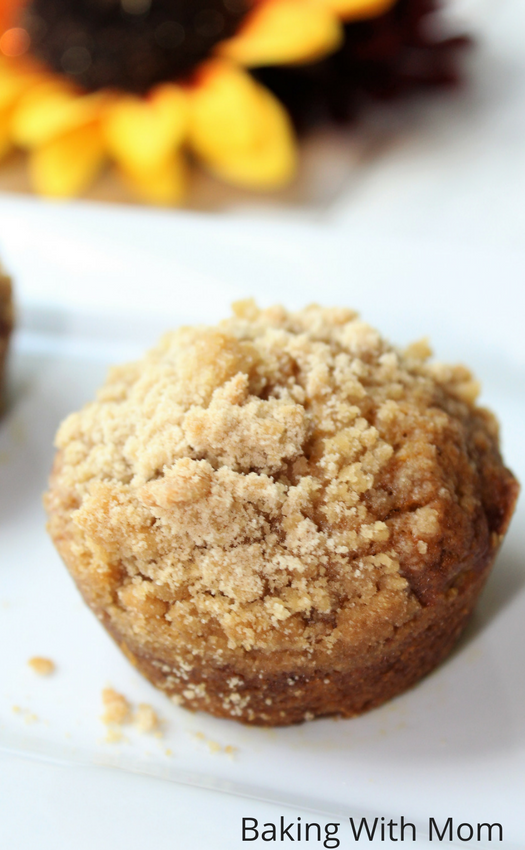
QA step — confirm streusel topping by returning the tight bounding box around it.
[52,301,499,658]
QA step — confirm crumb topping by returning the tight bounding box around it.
[49,302,508,663]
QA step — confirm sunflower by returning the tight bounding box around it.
[0,0,397,204]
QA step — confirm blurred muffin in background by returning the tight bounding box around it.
[0,0,468,204]
[0,264,14,405]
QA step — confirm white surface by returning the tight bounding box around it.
[0,203,523,848]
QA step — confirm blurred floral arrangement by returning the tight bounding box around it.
[0,0,468,204]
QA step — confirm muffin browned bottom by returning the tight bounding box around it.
[85,546,495,726]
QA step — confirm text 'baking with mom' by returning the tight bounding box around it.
[241,816,504,845]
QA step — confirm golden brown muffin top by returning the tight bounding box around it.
[53,302,511,659]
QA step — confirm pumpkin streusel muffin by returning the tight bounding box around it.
[45,302,518,725]
[0,264,14,404]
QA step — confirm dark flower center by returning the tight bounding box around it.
[24,0,250,94]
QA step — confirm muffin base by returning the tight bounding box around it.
[48,454,518,726]
[94,543,500,726]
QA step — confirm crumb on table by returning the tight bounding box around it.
[104,727,124,744]
[28,657,55,676]
[101,687,131,725]
[192,730,238,757]
[134,703,160,734]
[101,689,165,741]
[12,705,39,724]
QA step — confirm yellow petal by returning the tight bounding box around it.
[0,62,49,160]
[0,65,43,112]
[11,81,106,148]
[219,0,343,66]
[119,154,186,206]
[189,61,296,190]
[318,0,397,21]
[29,123,105,197]
[103,84,188,173]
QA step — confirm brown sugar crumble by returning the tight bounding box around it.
[28,657,55,676]
[47,302,519,725]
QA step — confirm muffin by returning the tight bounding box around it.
[46,303,518,725]
[0,264,14,404]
